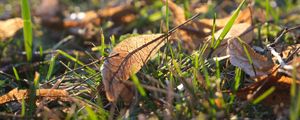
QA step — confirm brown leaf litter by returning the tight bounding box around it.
[101,34,166,102]
[227,38,274,77]
[227,37,300,106]
[0,18,23,40]
[0,88,69,105]
[164,0,253,51]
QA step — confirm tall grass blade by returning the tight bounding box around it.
[12,67,20,81]
[21,0,33,61]
[211,13,217,48]
[252,86,275,104]
[46,55,57,80]
[234,67,242,91]
[85,106,98,120]
[131,74,146,97]
[213,0,246,49]
[57,50,95,73]
[237,37,257,76]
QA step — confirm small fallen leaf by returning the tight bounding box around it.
[191,3,209,14]
[227,37,274,77]
[0,18,23,40]
[236,67,300,106]
[205,23,254,57]
[275,44,300,59]
[162,0,196,50]
[283,57,300,80]
[101,34,166,102]
[35,0,64,29]
[199,7,253,29]
[0,88,69,105]
[232,47,300,106]
[98,3,136,24]
[164,0,253,51]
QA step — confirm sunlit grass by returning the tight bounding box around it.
[21,0,33,61]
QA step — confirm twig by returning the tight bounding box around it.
[268,25,300,47]
[266,25,300,69]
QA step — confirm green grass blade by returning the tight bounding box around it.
[21,0,33,61]
[165,0,169,32]
[12,67,20,81]
[215,58,220,79]
[234,67,242,91]
[131,74,146,97]
[46,55,57,80]
[110,35,116,46]
[85,106,98,120]
[21,97,25,117]
[213,0,246,49]
[183,0,191,18]
[210,13,217,48]
[237,37,257,76]
[57,50,95,73]
[252,86,275,104]
[290,91,300,120]
[39,46,43,57]
[201,60,210,88]
[57,50,85,66]
[101,32,106,57]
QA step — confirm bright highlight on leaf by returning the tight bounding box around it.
[0,18,23,40]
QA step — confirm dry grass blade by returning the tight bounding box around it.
[101,34,166,102]
[0,88,69,105]
[227,37,274,77]
[0,18,23,40]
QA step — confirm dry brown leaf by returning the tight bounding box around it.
[191,3,209,14]
[227,36,274,77]
[199,7,253,29]
[275,44,300,59]
[284,57,300,80]
[161,0,196,50]
[0,88,69,105]
[64,4,137,40]
[236,65,300,106]
[97,3,137,26]
[203,23,254,58]
[164,0,253,51]
[35,0,64,29]
[101,34,166,102]
[38,2,136,31]
[0,18,23,40]
[36,0,61,19]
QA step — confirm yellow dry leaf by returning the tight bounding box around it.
[0,88,69,105]
[0,18,23,40]
[101,34,166,102]
[227,37,274,77]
